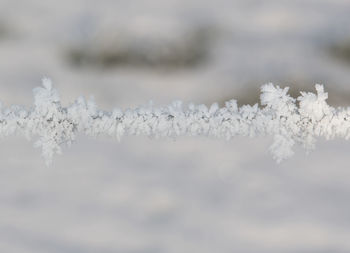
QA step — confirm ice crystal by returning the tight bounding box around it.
[1,79,348,165]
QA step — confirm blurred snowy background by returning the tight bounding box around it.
[1,0,350,252]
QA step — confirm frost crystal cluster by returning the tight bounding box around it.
[0,79,349,165]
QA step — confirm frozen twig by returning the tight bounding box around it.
[1,79,349,165]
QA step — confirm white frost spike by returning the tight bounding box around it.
[0,79,349,165]
[298,84,331,121]
[260,83,290,107]
[270,134,295,163]
[33,78,60,114]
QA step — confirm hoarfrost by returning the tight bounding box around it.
[0,79,349,165]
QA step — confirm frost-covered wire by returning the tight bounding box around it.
[0,78,349,165]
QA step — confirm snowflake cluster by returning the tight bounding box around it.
[1,79,349,165]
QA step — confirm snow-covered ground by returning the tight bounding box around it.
[1,0,350,252]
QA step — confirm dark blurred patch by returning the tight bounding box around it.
[0,23,9,39]
[328,39,350,64]
[218,81,350,107]
[66,26,214,70]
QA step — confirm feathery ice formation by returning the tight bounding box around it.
[0,79,349,165]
